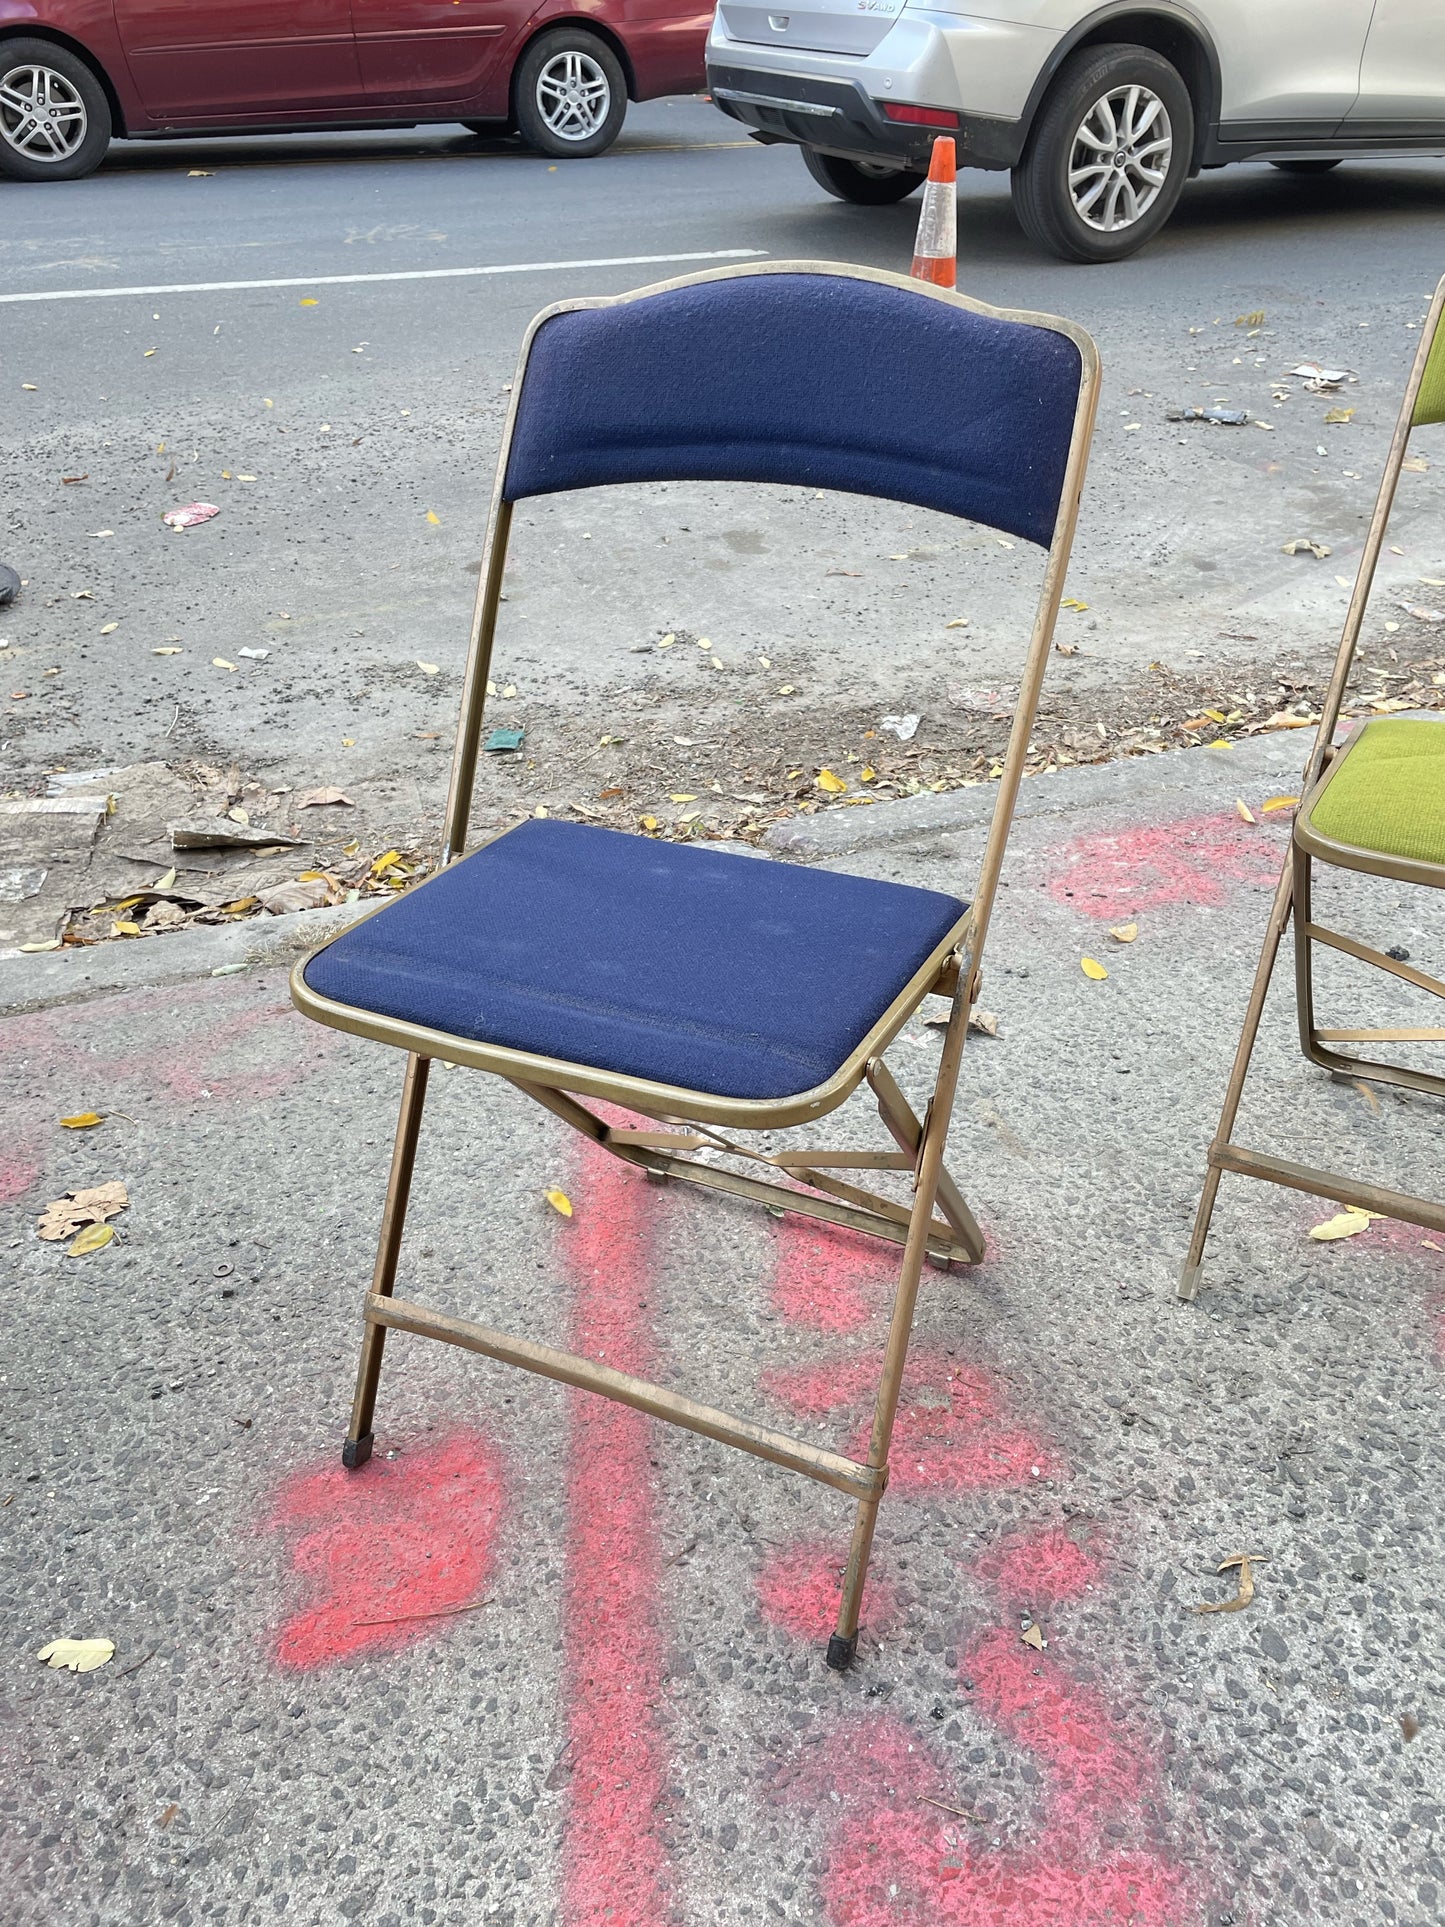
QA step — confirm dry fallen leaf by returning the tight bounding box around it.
[1080,957,1108,981]
[416,661,439,676]
[38,1637,115,1673]
[153,646,183,656]
[816,769,848,794]
[59,1113,104,1129]
[152,867,177,891]
[1323,407,1355,425]
[1236,798,1257,824]
[1020,1622,1046,1651]
[968,1007,999,1037]
[545,1188,573,1218]
[1353,1081,1381,1116]
[1193,1553,1265,1615]
[1282,539,1331,559]
[1261,796,1299,813]
[640,814,659,832]
[1108,923,1138,944]
[37,1182,129,1242]
[212,658,237,672]
[1309,1207,1379,1242]
[425,510,441,525]
[298,787,354,809]
[68,1223,116,1256]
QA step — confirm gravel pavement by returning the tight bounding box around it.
[3,732,1442,1926]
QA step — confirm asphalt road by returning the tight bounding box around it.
[4,100,1445,822]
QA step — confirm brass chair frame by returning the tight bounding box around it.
[292,262,1100,1666]
[1181,273,1445,1298]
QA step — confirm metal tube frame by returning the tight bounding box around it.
[1180,273,1445,1302]
[307,261,1101,1666]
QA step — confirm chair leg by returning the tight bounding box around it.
[344,1052,431,1467]
[829,984,972,1667]
[1179,857,1295,1302]
[1293,845,1330,1070]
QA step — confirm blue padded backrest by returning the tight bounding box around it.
[502,272,1082,547]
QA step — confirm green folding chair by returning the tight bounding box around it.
[1182,272,1445,1299]
[291,261,1099,1666]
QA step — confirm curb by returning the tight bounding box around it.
[764,734,1310,861]
[0,736,1313,1015]
[0,902,361,1018]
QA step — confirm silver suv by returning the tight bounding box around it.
[706,1,1445,261]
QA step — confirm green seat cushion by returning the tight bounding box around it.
[1308,717,1445,866]
[1413,314,1445,428]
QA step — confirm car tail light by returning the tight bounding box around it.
[881,103,960,129]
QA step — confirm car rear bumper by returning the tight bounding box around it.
[706,10,1043,171]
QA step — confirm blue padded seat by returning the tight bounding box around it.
[504,273,1081,547]
[303,821,967,1102]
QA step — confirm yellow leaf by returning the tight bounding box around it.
[153,868,177,891]
[416,661,439,675]
[669,793,697,803]
[1323,407,1354,424]
[300,297,319,307]
[370,849,401,875]
[545,1188,573,1218]
[860,766,877,783]
[777,685,795,696]
[696,637,712,650]
[1262,796,1299,813]
[153,646,183,655]
[111,921,141,938]
[502,684,516,699]
[817,769,848,794]
[144,348,157,358]
[1207,739,1232,750]
[68,1223,115,1255]
[657,634,676,649]
[1061,597,1089,612]
[425,510,441,525]
[1236,798,1257,824]
[1107,923,1138,944]
[640,815,659,831]
[1080,957,1108,980]
[945,617,969,629]
[212,657,237,672]
[60,1113,104,1129]
[1308,1208,1379,1242]
[1204,708,1227,724]
[38,1637,115,1672]
[100,621,118,635]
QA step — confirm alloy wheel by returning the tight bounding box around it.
[1067,83,1172,233]
[0,63,88,165]
[534,50,612,145]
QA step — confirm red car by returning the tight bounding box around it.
[0,0,709,179]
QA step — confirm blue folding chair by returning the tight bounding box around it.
[292,262,1099,1668]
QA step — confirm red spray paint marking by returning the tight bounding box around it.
[560,1137,672,1927]
[794,1714,1189,1927]
[770,1222,898,1335]
[1046,810,1286,920]
[758,1540,899,1643]
[267,1431,505,1670]
[977,1525,1101,1608]
[765,1351,1058,1493]
[2,980,324,1210]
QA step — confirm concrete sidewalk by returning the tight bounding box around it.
[2,736,1442,1926]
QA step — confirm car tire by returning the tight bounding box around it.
[802,147,926,205]
[1270,158,1343,174]
[1011,43,1192,263]
[513,29,626,159]
[0,38,111,182]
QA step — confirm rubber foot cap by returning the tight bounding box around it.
[825,1632,857,1673]
[342,1432,374,1469]
[1177,1261,1202,1304]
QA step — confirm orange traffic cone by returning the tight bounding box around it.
[910,137,956,289]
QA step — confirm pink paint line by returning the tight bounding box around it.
[560,1138,673,1927]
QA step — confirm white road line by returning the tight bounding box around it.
[0,246,768,305]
